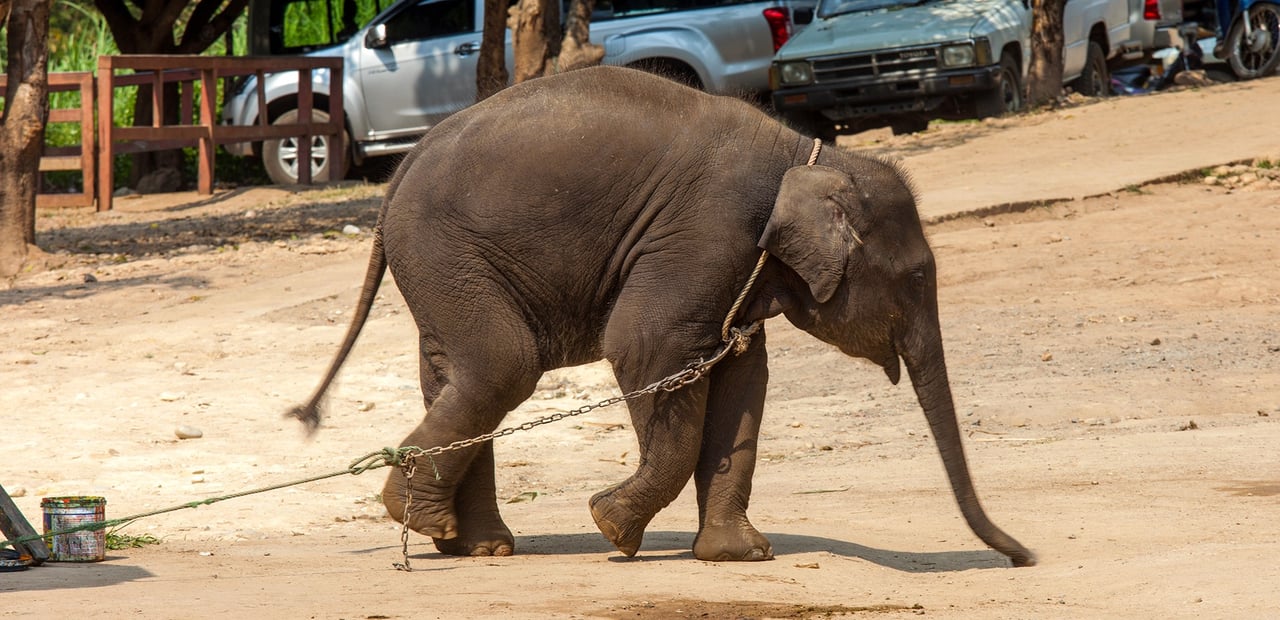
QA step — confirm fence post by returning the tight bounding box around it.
[96,56,115,212]
[79,72,97,210]
[297,67,313,185]
[198,67,216,195]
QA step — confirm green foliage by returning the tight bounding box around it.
[3,1,258,190]
[282,0,389,50]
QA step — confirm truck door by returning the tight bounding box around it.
[356,0,481,135]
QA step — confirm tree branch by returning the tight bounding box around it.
[93,0,140,51]
[178,0,249,54]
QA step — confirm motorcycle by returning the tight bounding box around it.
[1213,0,1280,79]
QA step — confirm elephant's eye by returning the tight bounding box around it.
[907,268,927,293]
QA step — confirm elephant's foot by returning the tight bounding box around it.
[589,486,654,557]
[693,518,773,562]
[382,481,459,540]
[433,518,514,557]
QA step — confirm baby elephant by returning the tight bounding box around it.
[291,66,1033,567]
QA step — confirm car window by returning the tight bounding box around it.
[269,0,394,53]
[383,0,475,42]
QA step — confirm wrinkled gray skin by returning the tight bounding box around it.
[291,66,1034,567]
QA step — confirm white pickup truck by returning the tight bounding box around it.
[222,0,815,184]
[770,0,1182,138]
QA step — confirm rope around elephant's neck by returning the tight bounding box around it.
[807,137,822,166]
[718,138,821,343]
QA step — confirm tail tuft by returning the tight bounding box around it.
[286,402,323,435]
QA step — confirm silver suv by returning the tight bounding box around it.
[221,0,815,185]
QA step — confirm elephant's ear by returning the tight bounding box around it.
[759,165,862,303]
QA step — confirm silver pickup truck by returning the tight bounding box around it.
[769,0,1181,138]
[221,0,814,184]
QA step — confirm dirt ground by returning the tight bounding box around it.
[2,83,1278,618]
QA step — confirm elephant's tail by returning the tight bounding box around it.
[287,226,387,434]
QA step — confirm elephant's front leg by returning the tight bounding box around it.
[590,354,710,557]
[693,329,772,561]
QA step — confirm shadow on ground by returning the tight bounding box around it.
[37,192,381,258]
[0,559,154,592]
[0,274,210,308]
[347,530,1010,573]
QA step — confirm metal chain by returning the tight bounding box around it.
[390,319,764,570]
[392,459,418,571]
[390,321,760,570]
[396,320,761,457]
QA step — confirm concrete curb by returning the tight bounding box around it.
[922,157,1259,228]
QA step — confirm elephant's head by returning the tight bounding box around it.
[759,160,1035,567]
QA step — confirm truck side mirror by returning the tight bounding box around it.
[365,23,389,49]
[794,8,814,25]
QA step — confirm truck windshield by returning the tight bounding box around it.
[251,0,396,55]
[817,0,930,19]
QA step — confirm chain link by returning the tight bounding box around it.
[392,459,419,571]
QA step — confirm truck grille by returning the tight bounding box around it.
[812,47,940,83]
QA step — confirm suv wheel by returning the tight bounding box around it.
[974,52,1022,119]
[262,109,350,185]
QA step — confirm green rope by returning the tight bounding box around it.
[1,446,418,549]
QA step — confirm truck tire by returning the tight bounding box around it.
[890,115,930,135]
[1072,41,1110,97]
[974,52,1022,119]
[262,109,350,186]
[626,59,704,91]
[786,112,837,142]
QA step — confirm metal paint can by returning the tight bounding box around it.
[41,496,107,562]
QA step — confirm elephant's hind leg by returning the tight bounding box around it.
[381,325,537,553]
[431,442,514,556]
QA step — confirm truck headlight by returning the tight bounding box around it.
[942,44,975,68]
[777,61,815,86]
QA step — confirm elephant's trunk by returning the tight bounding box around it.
[901,318,1036,567]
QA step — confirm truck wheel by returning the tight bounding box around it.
[974,52,1022,119]
[786,113,837,142]
[627,60,704,91]
[1225,3,1280,80]
[890,116,929,135]
[262,109,350,185]
[1072,41,1110,97]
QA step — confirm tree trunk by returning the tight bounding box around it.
[476,0,510,101]
[509,0,561,84]
[0,0,51,280]
[1026,0,1066,107]
[556,0,604,73]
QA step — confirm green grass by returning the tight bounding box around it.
[106,531,162,550]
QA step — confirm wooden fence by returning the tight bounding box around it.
[1,55,343,211]
[0,71,96,208]
[97,55,344,211]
